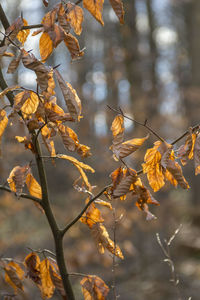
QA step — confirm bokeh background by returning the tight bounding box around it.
[1,0,200,299]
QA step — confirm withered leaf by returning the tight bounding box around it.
[7,165,30,197]
[57,3,71,34]
[91,223,124,259]
[15,135,35,152]
[80,275,109,300]
[39,32,53,61]
[177,131,196,165]
[24,252,41,285]
[41,125,56,157]
[166,159,189,189]
[109,0,124,24]
[7,53,22,74]
[0,109,8,142]
[83,0,104,26]
[67,3,84,35]
[4,261,24,292]
[26,173,42,200]
[64,33,84,60]
[0,85,20,99]
[42,8,57,30]
[5,17,24,46]
[80,201,104,228]
[112,168,137,198]
[49,265,66,298]
[54,70,82,120]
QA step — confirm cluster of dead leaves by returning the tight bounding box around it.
[1,252,109,300]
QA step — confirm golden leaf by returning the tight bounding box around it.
[42,8,57,30]
[0,109,8,142]
[80,201,104,228]
[83,0,104,25]
[94,199,112,209]
[49,265,66,298]
[64,33,84,60]
[15,135,35,152]
[26,173,42,199]
[109,0,124,24]
[54,70,82,120]
[41,125,56,157]
[177,131,196,165]
[91,223,124,259]
[142,141,165,192]
[67,3,84,35]
[57,3,71,33]
[24,252,41,285]
[81,275,109,300]
[58,124,77,152]
[17,19,30,45]
[39,32,53,61]
[4,261,24,292]
[21,92,39,117]
[112,168,137,198]
[111,115,124,137]
[39,259,55,299]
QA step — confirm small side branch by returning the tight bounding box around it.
[61,185,110,236]
[0,185,43,205]
[171,123,200,145]
[107,105,164,142]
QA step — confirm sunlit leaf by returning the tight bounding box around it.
[15,135,35,153]
[49,265,66,298]
[80,201,104,228]
[41,125,56,157]
[0,109,8,148]
[67,3,84,35]
[4,261,24,292]
[91,223,124,258]
[166,159,189,189]
[194,133,200,175]
[177,131,196,165]
[0,85,20,99]
[57,3,71,33]
[83,0,104,25]
[81,275,109,300]
[17,19,30,45]
[39,32,53,61]
[26,173,42,199]
[112,167,137,198]
[109,0,124,24]
[111,115,124,138]
[39,259,55,299]
[21,92,40,117]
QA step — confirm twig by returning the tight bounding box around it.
[0,185,43,205]
[61,185,111,236]
[156,225,183,300]
[27,247,56,258]
[111,206,119,299]
[107,105,165,142]
[171,124,200,145]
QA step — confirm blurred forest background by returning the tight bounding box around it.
[1,0,200,299]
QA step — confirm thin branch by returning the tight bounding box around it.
[107,105,165,142]
[22,24,43,30]
[61,185,110,236]
[171,123,200,145]
[0,185,43,205]
[27,247,56,258]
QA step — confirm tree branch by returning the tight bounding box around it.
[61,185,110,236]
[0,185,43,205]
[171,123,200,145]
[107,105,165,142]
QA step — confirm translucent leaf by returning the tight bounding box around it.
[177,131,196,165]
[0,109,8,142]
[81,275,109,300]
[111,115,124,138]
[91,223,124,259]
[80,201,104,228]
[39,32,53,61]
[41,125,56,157]
[49,265,66,298]
[64,33,84,60]
[21,92,39,117]
[26,173,42,199]
[17,19,30,45]
[67,3,84,35]
[83,0,104,25]
[4,261,24,292]
[166,160,189,189]
[39,259,55,299]
[112,168,137,198]
[194,133,200,175]
[109,0,124,24]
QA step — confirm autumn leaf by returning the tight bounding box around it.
[0,109,8,147]
[7,53,22,74]
[83,0,104,26]
[57,2,71,34]
[4,261,24,292]
[26,173,42,199]
[67,3,84,35]
[5,17,24,46]
[24,252,41,285]
[81,275,109,300]
[142,141,165,192]
[41,125,56,157]
[40,32,53,61]
[58,124,77,152]
[7,165,30,197]
[17,19,30,45]
[166,159,189,189]
[109,0,124,24]
[111,115,124,138]
[0,85,20,99]
[80,201,104,228]
[112,167,138,198]
[15,135,35,152]
[177,131,196,165]
[54,70,82,120]
[42,8,57,30]
[91,223,124,258]
[21,92,40,117]
[39,259,55,299]
[64,33,84,60]
[194,133,200,175]
[49,265,66,298]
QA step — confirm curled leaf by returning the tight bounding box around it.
[80,275,109,300]
[83,0,104,25]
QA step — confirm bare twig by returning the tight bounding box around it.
[171,124,200,145]
[27,247,56,258]
[111,206,119,299]
[107,105,165,142]
[61,185,111,236]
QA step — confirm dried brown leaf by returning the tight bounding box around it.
[7,53,22,74]
[7,165,30,197]
[83,0,104,25]
[24,252,41,285]
[109,0,124,24]
[39,259,55,299]
[17,19,30,45]
[67,3,84,35]
[64,33,84,60]
[166,159,189,189]
[4,261,24,292]
[194,133,200,175]
[81,275,109,300]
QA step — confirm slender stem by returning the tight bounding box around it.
[22,24,43,30]
[171,123,200,145]
[0,185,42,205]
[107,105,165,142]
[61,185,110,236]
